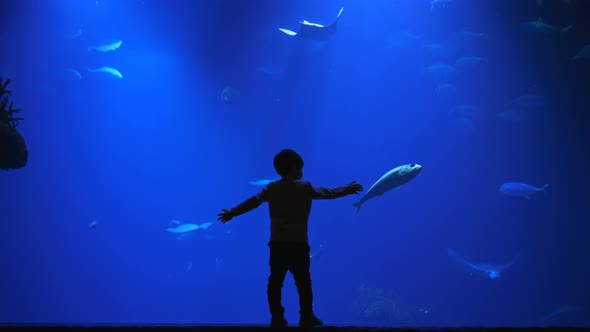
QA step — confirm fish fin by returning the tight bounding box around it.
[324,7,344,30]
[352,202,361,214]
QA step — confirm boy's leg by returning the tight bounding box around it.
[268,243,289,325]
[290,243,322,327]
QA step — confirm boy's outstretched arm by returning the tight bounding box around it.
[310,181,363,199]
[217,209,234,223]
[217,188,269,224]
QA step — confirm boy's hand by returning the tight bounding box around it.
[347,181,364,194]
[217,209,234,223]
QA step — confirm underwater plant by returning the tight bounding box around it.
[0,77,28,170]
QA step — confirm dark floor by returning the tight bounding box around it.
[0,326,588,332]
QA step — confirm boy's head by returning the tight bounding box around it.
[273,149,304,179]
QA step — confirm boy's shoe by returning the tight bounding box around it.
[299,314,323,327]
[270,317,288,328]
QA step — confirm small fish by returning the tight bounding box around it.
[310,245,324,262]
[64,68,82,80]
[258,64,284,75]
[537,0,572,6]
[221,86,240,104]
[572,44,590,60]
[454,56,488,70]
[88,40,123,52]
[448,248,518,279]
[430,0,451,11]
[434,83,457,100]
[353,163,423,214]
[87,66,123,79]
[279,7,343,41]
[422,43,455,60]
[249,177,279,186]
[424,63,457,81]
[449,116,476,132]
[89,220,97,229]
[509,94,547,110]
[539,306,587,325]
[499,182,549,199]
[166,222,214,234]
[66,28,83,40]
[520,18,573,34]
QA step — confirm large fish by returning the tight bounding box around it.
[279,8,343,41]
[500,182,548,199]
[353,163,422,214]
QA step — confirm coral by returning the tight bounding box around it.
[0,77,28,170]
[0,77,23,128]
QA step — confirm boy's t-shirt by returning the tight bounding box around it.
[229,179,350,243]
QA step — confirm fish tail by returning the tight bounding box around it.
[541,184,549,192]
[352,201,361,215]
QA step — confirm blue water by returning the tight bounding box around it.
[1,0,589,327]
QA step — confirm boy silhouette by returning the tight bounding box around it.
[217,149,363,328]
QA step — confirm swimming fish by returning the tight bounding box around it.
[454,56,488,70]
[537,0,572,7]
[221,86,240,104]
[431,0,451,11]
[353,163,423,214]
[87,66,123,79]
[572,44,590,60]
[520,18,573,34]
[500,182,549,199]
[88,40,123,52]
[310,245,324,262]
[424,63,457,81]
[447,248,518,279]
[89,220,97,229]
[249,177,280,186]
[279,7,343,41]
[509,94,548,111]
[166,222,214,234]
[64,68,82,80]
[434,83,457,100]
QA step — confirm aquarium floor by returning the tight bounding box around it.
[0,326,586,332]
